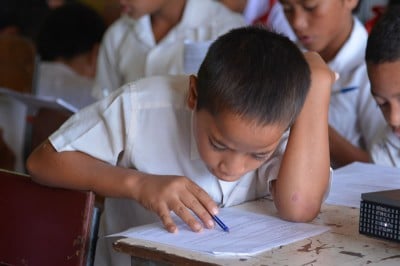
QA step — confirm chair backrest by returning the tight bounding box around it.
[0,35,37,93]
[29,107,72,152]
[0,169,99,266]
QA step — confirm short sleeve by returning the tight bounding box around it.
[50,84,134,165]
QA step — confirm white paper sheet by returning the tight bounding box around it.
[326,162,400,208]
[0,87,78,113]
[109,208,329,256]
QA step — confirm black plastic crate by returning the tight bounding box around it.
[359,189,400,242]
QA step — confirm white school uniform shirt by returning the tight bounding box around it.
[244,0,295,41]
[36,62,97,109]
[50,75,288,266]
[370,126,400,167]
[92,0,246,99]
[0,96,26,172]
[323,17,385,149]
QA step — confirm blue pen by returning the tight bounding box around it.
[334,86,358,94]
[212,214,230,232]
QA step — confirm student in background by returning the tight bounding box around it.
[219,0,295,40]
[364,0,400,33]
[0,1,21,35]
[27,27,335,265]
[92,0,246,99]
[36,2,106,109]
[280,0,386,168]
[365,7,400,167]
[0,1,27,172]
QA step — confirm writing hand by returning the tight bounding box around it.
[132,174,218,233]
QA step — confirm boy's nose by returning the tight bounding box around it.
[219,154,246,179]
[388,104,400,128]
[291,9,308,31]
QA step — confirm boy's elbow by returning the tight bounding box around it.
[26,151,42,181]
[275,195,322,222]
[25,140,55,182]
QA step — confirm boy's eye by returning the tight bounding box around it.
[303,4,317,12]
[377,102,389,108]
[251,153,270,161]
[374,97,388,108]
[281,4,293,13]
[209,138,227,151]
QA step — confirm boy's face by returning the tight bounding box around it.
[188,76,287,182]
[368,61,400,138]
[279,0,358,61]
[119,0,166,19]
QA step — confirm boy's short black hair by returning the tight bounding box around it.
[196,26,310,128]
[0,0,22,32]
[366,6,400,64]
[37,2,106,61]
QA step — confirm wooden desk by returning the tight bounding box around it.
[113,199,400,266]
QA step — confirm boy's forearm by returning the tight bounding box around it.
[274,54,333,222]
[26,140,141,199]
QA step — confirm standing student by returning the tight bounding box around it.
[36,3,106,109]
[365,7,400,167]
[279,0,386,168]
[92,0,246,99]
[27,26,335,266]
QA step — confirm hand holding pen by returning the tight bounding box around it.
[212,214,230,232]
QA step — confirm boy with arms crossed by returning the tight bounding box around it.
[366,7,400,167]
[27,27,335,265]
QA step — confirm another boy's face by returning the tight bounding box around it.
[279,0,358,61]
[119,0,166,19]
[368,61,400,138]
[192,109,286,182]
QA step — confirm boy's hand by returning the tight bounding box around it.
[132,174,218,233]
[303,52,338,96]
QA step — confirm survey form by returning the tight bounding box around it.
[108,207,329,256]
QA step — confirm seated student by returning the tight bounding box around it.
[365,7,400,167]
[219,0,296,40]
[36,2,106,109]
[279,0,386,168]
[27,26,335,266]
[92,0,246,99]
[0,1,28,172]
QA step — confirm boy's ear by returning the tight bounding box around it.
[187,75,198,110]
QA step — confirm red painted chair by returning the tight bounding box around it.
[0,169,100,266]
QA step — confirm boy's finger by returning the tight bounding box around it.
[172,202,203,232]
[187,181,219,216]
[180,195,215,229]
[158,208,178,233]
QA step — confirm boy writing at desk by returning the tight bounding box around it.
[26,26,336,266]
[365,7,400,167]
